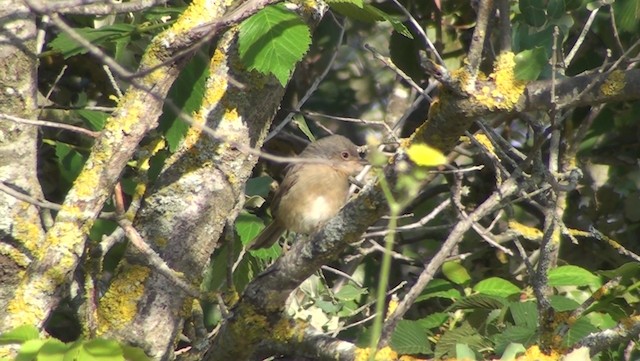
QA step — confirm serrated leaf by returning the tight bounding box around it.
[493,327,536,356]
[76,109,108,131]
[549,295,580,312]
[473,277,521,298]
[598,262,640,283]
[519,0,547,27]
[48,24,136,58]
[548,265,601,288]
[509,301,538,328]
[334,284,367,301]
[158,49,209,152]
[500,343,526,361]
[417,312,449,329]
[456,343,476,360]
[564,317,599,346]
[448,294,508,311]
[514,47,547,81]
[38,339,69,361]
[435,323,486,360]
[81,339,124,361]
[238,4,311,86]
[0,325,39,344]
[416,279,461,302]
[442,261,471,285]
[390,320,431,355]
[235,212,265,246]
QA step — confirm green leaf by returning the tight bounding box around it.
[519,0,547,27]
[416,279,461,302]
[598,262,640,283]
[494,326,536,355]
[473,277,521,298]
[158,48,209,152]
[121,345,151,361]
[292,114,316,142]
[245,176,273,198]
[509,301,538,328]
[548,0,565,18]
[55,142,87,185]
[16,339,45,361]
[328,3,412,39]
[442,261,471,285]
[0,325,39,344]
[500,343,526,361]
[564,317,599,346]
[76,110,107,131]
[456,343,476,360]
[448,294,508,311]
[514,47,547,81]
[80,339,124,361]
[235,212,265,246]
[548,265,602,288]
[363,5,413,39]
[334,284,367,301]
[612,0,639,33]
[435,322,486,360]
[62,341,82,361]
[417,312,449,329]
[238,4,311,86]
[564,0,583,11]
[314,299,341,313]
[549,295,580,312]
[325,0,363,8]
[48,24,136,58]
[38,339,69,361]
[390,320,431,355]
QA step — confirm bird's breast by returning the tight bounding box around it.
[275,166,350,234]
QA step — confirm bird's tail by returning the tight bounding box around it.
[248,221,285,250]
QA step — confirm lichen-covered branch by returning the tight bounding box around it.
[0,0,277,335]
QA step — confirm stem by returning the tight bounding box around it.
[368,171,400,359]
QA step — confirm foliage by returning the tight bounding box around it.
[0,325,150,361]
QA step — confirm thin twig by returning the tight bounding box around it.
[565,7,600,67]
[389,0,444,65]
[0,112,100,138]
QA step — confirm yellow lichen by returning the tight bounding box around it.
[73,167,101,199]
[97,264,150,334]
[600,70,625,96]
[354,346,399,361]
[12,205,44,257]
[471,133,496,157]
[473,52,526,110]
[509,221,543,241]
[272,318,294,342]
[516,345,560,361]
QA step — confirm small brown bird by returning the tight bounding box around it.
[249,135,366,250]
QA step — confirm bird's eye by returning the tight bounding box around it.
[341,151,350,159]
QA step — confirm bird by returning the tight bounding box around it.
[249,135,366,250]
